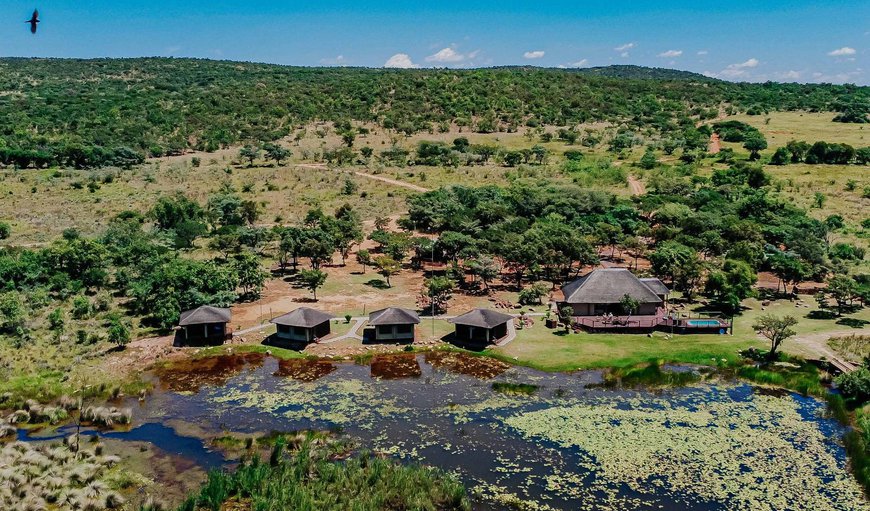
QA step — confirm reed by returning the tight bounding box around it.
[167,439,470,511]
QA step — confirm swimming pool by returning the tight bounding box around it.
[687,319,722,327]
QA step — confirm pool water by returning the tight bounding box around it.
[686,319,722,327]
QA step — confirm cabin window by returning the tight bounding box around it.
[396,324,413,334]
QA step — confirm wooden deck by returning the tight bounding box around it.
[573,309,732,334]
[573,309,666,332]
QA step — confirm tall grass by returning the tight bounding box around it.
[736,363,826,397]
[166,439,470,511]
[603,361,701,389]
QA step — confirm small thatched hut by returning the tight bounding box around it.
[178,305,231,344]
[448,309,513,343]
[271,307,335,344]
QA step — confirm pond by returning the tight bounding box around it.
[23,352,868,510]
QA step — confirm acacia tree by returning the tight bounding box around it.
[356,249,372,273]
[425,276,455,314]
[299,269,327,301]
[233,251,268,299]
[264,143,291,165]
[743,134,768,160]
[752,314,798,361]
[239,145,260,166]
[374,256,401,287]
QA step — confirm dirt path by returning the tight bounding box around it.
[785,328,869,372]
[627,174,646,196]
[708,133,722,155]
[296,163,430,193]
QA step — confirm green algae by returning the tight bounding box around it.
[502,391,867,510]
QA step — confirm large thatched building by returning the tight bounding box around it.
[560,269,666,316]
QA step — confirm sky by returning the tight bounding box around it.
[1,1,868,84]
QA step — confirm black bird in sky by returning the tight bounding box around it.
[26,9,39,34]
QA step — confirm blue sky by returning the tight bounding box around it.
[1,1,867,84]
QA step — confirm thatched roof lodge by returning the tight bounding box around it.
[178,305,231,345]
[639,277,670,302]
[448,309,513,344]
[560,268,665,316]
[271,307,335,344]
[368,307,420,342]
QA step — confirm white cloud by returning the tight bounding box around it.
[658,50,683,58]
[809,69,863,84]
[426,47,465,63]
[697,50,709,56]
[570,59,589,67]
[620,52,630,58]
[523,50,545,59]
[706,58,760,79]
[384,53,418,69]
[779,70,801,80]
[828,47,856,57]
[614,42,635,52]
[319,55,347,66]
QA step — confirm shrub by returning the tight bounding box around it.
[836,367,870,407]
[72,295,92,319]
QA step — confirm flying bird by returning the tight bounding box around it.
[26,9,39,34]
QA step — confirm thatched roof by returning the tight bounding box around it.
[179,305,231,326]
[271,307,335,328]
[640,278,670,296]
[368,307,420,326]
[561,268,662,305]
[448,309,514,329]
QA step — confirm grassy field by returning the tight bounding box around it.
[728,111,869,149]
[489,298,870,372]
[0,122,630,246]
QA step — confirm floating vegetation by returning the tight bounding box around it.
[174,439,470,511]
[491,382,539,395]
[154,353,265,393]
[273,358,336,382]
[425,351,510,379]
[502,392,867,510]
[370,354,422,379]
[141,355,866,510]
[0,440,127,510]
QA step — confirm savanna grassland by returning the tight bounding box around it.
[1,59,870,510]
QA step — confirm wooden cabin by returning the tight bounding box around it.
[178,305,231,345]
[270,307,335,344]
[368,307,420,342]
[448,309,513,344]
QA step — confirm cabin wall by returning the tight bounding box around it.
[375,324,415,341]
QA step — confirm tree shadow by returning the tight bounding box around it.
[364,279,390,290]
[806,310,838,320]
[836,317,870,329]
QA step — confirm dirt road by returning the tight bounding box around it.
[785,328,869,372]
[627,174,646,195]
[296,163,430,193]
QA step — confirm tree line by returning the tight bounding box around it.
[0,58,867,169]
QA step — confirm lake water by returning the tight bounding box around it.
[22,352,867,510]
